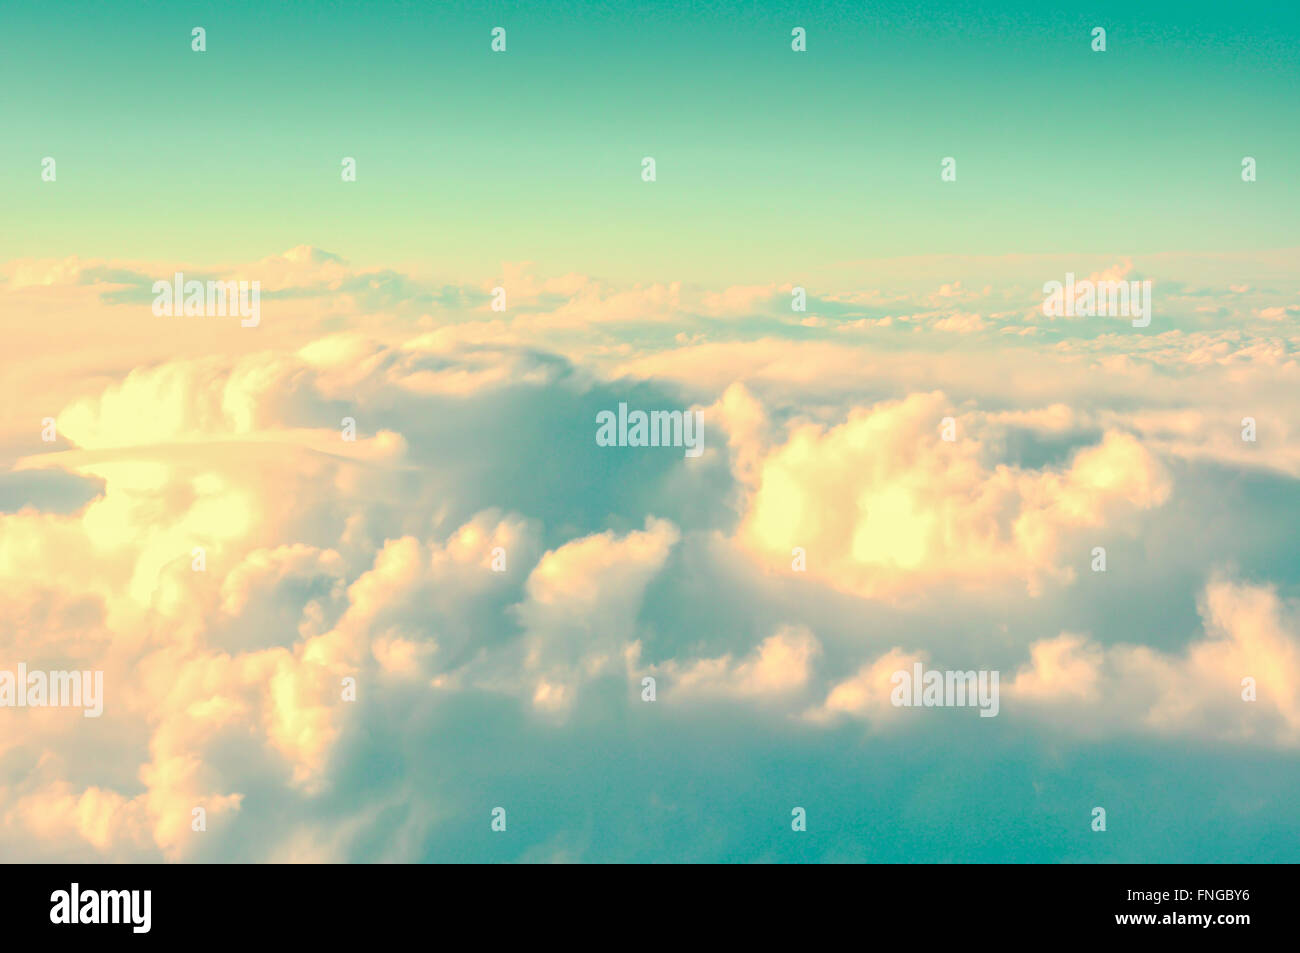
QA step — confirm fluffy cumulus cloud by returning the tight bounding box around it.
[1004,579,1300,746]
[654,625,821,701]
[805,647,927,725]
[3,246,1300,861]
[513,517,680,713]
[731,390,1171,599]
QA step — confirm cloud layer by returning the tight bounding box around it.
[3,247,1300,861]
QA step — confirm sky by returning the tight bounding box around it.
[1,1,1299,862]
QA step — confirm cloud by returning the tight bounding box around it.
[805,647,927,725]
[4,245,1300,861]
[512,517,680,713]
[1005,579,1300,748]
[657,625,820,700]
[730,390,1171,599]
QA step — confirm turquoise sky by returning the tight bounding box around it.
[3,0,1297,282]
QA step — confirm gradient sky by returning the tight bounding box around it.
[1,1,1299,864]
[3,0,1298,282]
